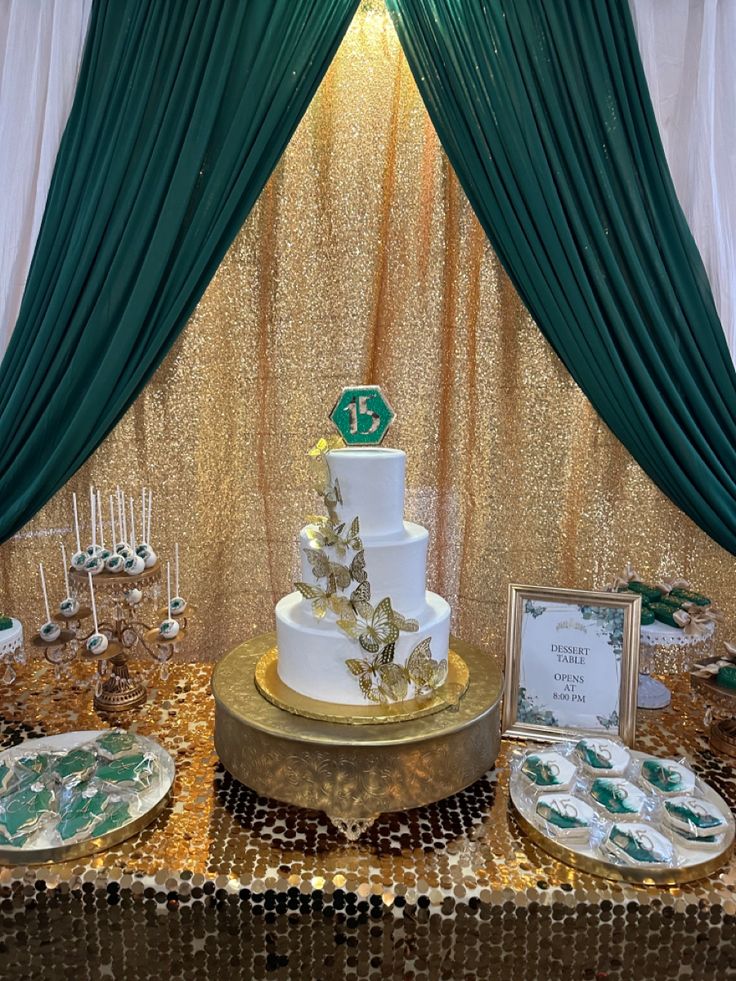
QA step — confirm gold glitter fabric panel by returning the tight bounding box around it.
[0,661,734,980]
[1,0,735,669]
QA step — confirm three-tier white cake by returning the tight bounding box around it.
[275,446,451,705]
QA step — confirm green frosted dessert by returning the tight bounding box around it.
[716,664,736,690]
[56,789,109,841]
[13,753,52,790]
[96,752,156,789]
[1,783,55,839]
[670,588,711,607]
[653,594,683,611]
[92,800,132,837]
[648,603,680,627]
[52,748,97,785]
[640,758,695,795]
[95,730,138,760]
[640,606,656,625]
[621,581,661,602]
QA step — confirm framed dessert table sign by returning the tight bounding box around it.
[503,585,640,745]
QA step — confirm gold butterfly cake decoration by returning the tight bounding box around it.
[345,643,409,704]
[338,595,412,653]
[304,549,352,590]
[405,638,453,703]
[294,580,351,619]
[305,515,362,558]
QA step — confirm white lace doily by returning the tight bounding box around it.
[0,618,23,656]
[640,620,715,648]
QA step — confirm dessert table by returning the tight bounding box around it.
[0,658,734,980]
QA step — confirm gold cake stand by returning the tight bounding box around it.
[212,633,502,839]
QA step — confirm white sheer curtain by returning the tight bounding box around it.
[630,0,736,358]
[0,0,92,359]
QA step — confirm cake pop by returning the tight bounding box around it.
[169,543,187,615]
[58,544,79,618]
[71,493,87,569]
[159,563,180,640]
[125,587,143,607]
[124,496,145,573]
[38,564,60,642]
[85,573,108,655]
[105,554,125,574]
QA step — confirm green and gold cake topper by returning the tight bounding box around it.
[329,385,394,445]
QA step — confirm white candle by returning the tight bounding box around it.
[89,572,99,634]
[109,495,116,546]
[97,490,104,547]
[129,497,136,548]
[39,563,51,623]
[72,493,81,552]
[167,561,172,618]
[61,544,70,596]
[90,486,96,548]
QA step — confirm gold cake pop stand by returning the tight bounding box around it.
[212,633,502,839]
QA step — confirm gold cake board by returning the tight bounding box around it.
[254,647,470,724]
[212,633,502,838]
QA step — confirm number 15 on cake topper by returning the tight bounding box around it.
[329,385,395,446]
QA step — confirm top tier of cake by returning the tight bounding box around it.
[326,447,405,537]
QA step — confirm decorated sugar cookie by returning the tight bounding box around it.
[575,738,630,777]
[605,823,673,868]
[663,795,727,838]
[640,759,696,796]
[590,778,647,819]
[520,751,577,791]
[535,793,596,841]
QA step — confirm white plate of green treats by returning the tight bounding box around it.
[510,741,734,885]
[0,730,175,864]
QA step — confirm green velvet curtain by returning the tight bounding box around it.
[388,0,736,554]
[0,0,359,543]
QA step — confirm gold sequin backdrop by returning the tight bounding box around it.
[1,2,734,663]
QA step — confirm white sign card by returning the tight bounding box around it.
[503,585,640,745]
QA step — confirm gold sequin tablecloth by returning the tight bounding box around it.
[0,661,734,980]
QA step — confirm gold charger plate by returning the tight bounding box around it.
[0,731,175,866]
[254,647,469,725]
[509,748,735,886]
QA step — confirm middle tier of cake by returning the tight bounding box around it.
[298,520,429,618]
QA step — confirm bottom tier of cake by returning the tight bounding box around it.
[275,591,451,705]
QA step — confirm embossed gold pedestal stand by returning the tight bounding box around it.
[690,660,736,759]
[212,633,502,839]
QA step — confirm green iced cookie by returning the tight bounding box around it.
[0,827,28,847]
[590,778,645,816]
[1,784,54,838]
[641,759,693,795]
[92,800,132,837]
[56,789,109,841]
[53,748,97,784]
[12,753,52,790]
[536,799,588,831]
[96,753,155,789]
[670,588,711,607]
[95,731,138,760]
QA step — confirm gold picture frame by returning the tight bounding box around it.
[503,584,640,746]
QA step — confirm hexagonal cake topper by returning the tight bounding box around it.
[329,385,395,446]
